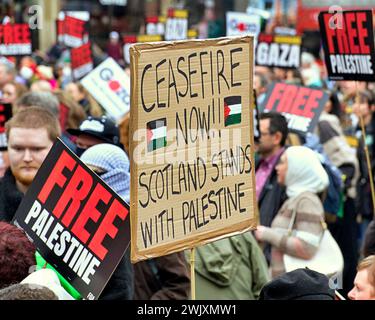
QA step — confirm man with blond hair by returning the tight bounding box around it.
[0,107,61,222]
[348,255,375,300]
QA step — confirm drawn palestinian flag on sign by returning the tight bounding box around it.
[224,96,242,127]
[147,118,167,152]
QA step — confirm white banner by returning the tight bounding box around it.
[81,58,130,120]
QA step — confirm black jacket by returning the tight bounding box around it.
[256,153,287,228]
[255,153,287,265]
[0,169,23,222]
[133,252,190,300]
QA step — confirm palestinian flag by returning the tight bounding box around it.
[147,118,167,152]
[224,96,242,127]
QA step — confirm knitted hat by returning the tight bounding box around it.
[259,268,335,300]
[80,143,130,203]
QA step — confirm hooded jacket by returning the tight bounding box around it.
[191,233,269,300]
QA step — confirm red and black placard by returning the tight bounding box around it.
[13,139,130,300]
[319,10,375,82]
[258,82,329,134]
[56,14,89,48]
[71,42,93,80]
[0,24,32,56]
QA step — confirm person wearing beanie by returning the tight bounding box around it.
[80,144,133,300]
[255,146,329,278]
[259,268,335,300]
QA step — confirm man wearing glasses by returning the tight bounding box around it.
[255,112,288,264]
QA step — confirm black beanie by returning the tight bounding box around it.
[259,268,335,300]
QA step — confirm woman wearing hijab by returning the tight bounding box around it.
[255,146,329,278]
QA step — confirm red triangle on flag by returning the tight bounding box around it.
[147,128,153,143]
[224,102,231,118]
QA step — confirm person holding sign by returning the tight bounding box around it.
[80,143,133,300]
[0,107,60,222]
[255,146,329,278]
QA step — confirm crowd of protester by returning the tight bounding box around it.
[0,22,374,301]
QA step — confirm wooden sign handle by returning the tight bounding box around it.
[190,247,196,300]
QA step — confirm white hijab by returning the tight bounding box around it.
[285,146,329,198]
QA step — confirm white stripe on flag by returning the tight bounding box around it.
[151,126,167,140]
[228,103,241,115]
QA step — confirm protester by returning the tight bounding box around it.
[67,116,122,157]
[259,268,335,300]
[0,82,28,105]
[64,82,104,117]
[0,107,60,221]
[0,58,16,91]
[133,252,190,300]
[0,222,36,289]
[15,91,60,117]
[317,91,360,296]
[30,80,53,92]
[80,143,133,300]
[348,255,375,300]
[255,112,288,264]
[106,31,123,65]
[255,146,329,278]
[192,233,270,300]
[353,90,375,247]
[53,89,86,132]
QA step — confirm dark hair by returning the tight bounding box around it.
[254,72,268,89]
[328,91,343,120]
[0,222,36,289]
[0,283,58,300]
[259,112,289,146]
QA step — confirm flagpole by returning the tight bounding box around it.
[190,247,196,300]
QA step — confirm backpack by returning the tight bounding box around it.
[321,160,344,218]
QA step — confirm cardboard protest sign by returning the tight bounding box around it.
[13,139,130,300]
[123,35,163,65]
[259,82,329,134]
[146,16,166,36]
[57,12,89,48]
[129,36,257,262]
[71,42,93,80]
[255,33,302,69]
[319,10,375,82]
[0,103,12,151]
[0,24,32,56]
[81,57,130,120]
[165,9,188,41]
[226,11,261,37]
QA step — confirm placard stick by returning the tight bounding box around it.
[355,83,375,217]
[190,247,196,300]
